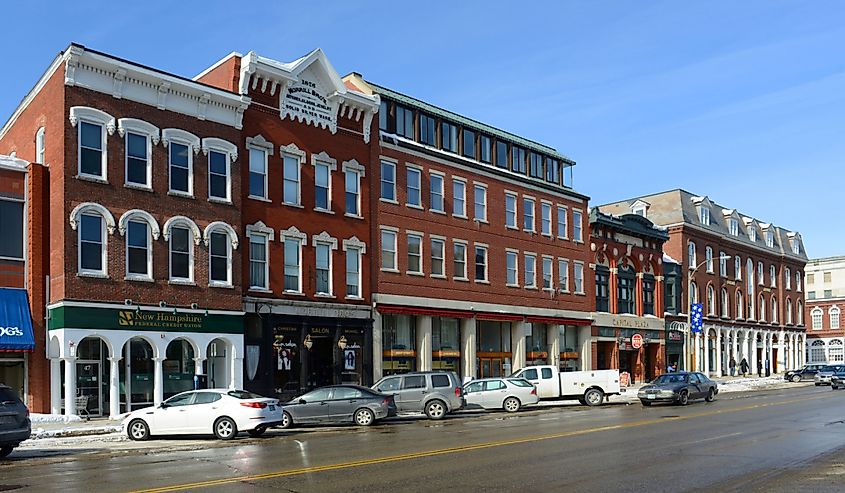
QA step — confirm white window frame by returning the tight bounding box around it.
[380,159,397,203]
[749,227,757,242]
[524,254,537,288]
[705,246,713,273]
[342,159,365,219]
[204,221,238,288]
[721,288,729,318]
[118,118,159,190]
[506,249,519,287]
[280,226,307,293]
[70,106,115,182]
[735,256,742,280]
[406,165,423,209]
[163,216,201,284]
[281,144,306,207]
[698,206,710,225]
[342,237,366,300]
[758,262,764,286]
[162,128,200,197]
[785,267,791,290]
[35,127,45,164]
[312,232,338,297]
[573,261,585,294]
[505,192,518,229]
[540,202,552,237]
[542,255,554,290]
[831,306,841,330]
[557,205,568,239]
[453,240,468,281]
[765,230,774,248]
[759,294,766,322]
[729,218,739,236]
[812,308,823,329]
[688,242,697,269]
[429,171,445,213]
[246,135,273,201]
[719,252,727,277]
[380,227,399,272]
[71,203,116,277]
[430,236,446,278]
[407,232,424,275]
[124,220,153,281]
[572,209,583,242]
[523,197,535,232]
[205,146,234,204]
[473,183,488,222]
[558,258,570,293]
[247,232,269,291]
[771,297,778,323]
[452,178,467,218]
[796,271,802,292]
[79,214,107,276]
[787,299,793,325]
[474,244,489,283]
[312,151,338,213]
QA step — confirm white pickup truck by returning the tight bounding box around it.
[509,365,622,406]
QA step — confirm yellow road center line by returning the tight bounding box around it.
[132,392,836,493]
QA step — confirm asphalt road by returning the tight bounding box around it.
[3,385,845,493]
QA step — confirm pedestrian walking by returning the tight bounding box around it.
[740,358,749,377]
[729,356,736,377]
[757,359,763,377]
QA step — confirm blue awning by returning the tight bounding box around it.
[0,288,35,352]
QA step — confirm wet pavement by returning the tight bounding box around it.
[2,384,844,492]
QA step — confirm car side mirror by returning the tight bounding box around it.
[298,398,307,405]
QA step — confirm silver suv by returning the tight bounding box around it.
[372,372,465,419]
[0,384,30,458]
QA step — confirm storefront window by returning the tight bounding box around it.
[525,324,549,365]
[273,327,301,400]
[0,354,25,399]
[477,321,512,378]
[559,326,580,371]
[163,340,196,398]
[432,317,461,375]
[383,314,416,375]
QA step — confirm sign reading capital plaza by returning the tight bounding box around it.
[280,74,337,131]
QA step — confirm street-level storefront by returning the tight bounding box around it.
[47,301,244,418]
[242,300,372,403]
[592,313,665,385]
[0,288,37,399]
[665,328,685,371]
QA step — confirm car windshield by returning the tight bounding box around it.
[227,390,263,399]
[652,374,688,384]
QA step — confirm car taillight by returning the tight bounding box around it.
[240,401,268,409]
[530,388,537,395]
[455,387,462,397]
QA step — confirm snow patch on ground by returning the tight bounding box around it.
[30,413,83,424]
[29,425,122,440]
[717,375,790,393]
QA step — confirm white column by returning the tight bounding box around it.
[702,330,710,375]
[778,330,786,372]
[800,336,806,366]
[63,357,77,416]
[511,321,528,372]
[372,310,383,382]
[731,330,739,373]
[153,357,164,406]
[416,315,433,372]
[50,358,62,415]
[232,356,244,389]
[460,317,477,382]
[751,331,759,377]
[767,332,774,375]
[578,325,592,371]
[108,357,121,419]
[741,331,749,374]
[715,329,723,377]
[548,325,561,367]
[693,332,700,372]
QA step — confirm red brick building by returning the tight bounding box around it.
[600,190,807,377]
[588,209,669,384]
[0,45,248,416]
[196,50,380,397]
[804,256,845,365]
[343,75,594,382]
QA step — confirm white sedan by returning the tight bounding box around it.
[463,378,539,412]
[123,389,282,440]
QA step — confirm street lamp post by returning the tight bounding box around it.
[686,255,732,373]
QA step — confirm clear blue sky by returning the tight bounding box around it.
[3,1,843,258]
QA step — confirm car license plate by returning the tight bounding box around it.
[647,394,656,400]
[269,405,275,411]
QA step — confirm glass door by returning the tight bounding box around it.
[77,361,102,416]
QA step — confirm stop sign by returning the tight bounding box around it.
[631,333,643,349]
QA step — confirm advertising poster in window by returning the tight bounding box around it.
[273,327,300,399]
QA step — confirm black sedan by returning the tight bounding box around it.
[279,385,397,428]
[829,371,845,390]
[784,364,826,383]
[638,372,718,406]
[0,384,30,458]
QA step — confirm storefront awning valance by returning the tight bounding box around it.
[0,288,35,352]
[377,305,476,319]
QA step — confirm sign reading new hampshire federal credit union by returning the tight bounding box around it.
[48,305,242,334]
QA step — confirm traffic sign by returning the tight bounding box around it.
[631,333,643,349]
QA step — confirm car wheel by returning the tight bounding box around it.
[832,384,839,391]
[0,446,13,458]
[677,390,689,406]
[641,400,652,407]
[280,411,293,429]
[214,417,238,440]
[791,375,801,383]
[247,427,266,438]
[354,408,375,426]
[584,388,604,407]
[127,419,150,441]
[503,397,521,413]
[425,399,447,420]
[705,388,716,402]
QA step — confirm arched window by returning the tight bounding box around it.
[757,261,764,286]
[721,288,729,318]
[759,294,766,322]
[787,299,793,325]
[810,339,826,363]
[705,247,713,273]
[771,297,778,323]
[785,267,791,290]
[69,202,116,277]
[690,281,699,305]
[688,242,696,269]
[706,284,715,315]
[829,339,844,363]
[735,256,742,280]
[831,306,841,330]
[69,106,115,181]
[746,259,755,319]
[204,221,239,287]
[163,216,202,283]
[812,308,824,329]
[736,290,744,319]
[119,210,160,281]
[798,301,804,325]
[35,127,45,164]
[796,271,802,292]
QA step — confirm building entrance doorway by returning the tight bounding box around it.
[76,361,102,417]
[477,357,505,378]
[306,335,334,389]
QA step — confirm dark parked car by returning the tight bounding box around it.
[0,384,30,458]
[638,372,718,406]
[280,385,396,428]
[831,374,845,390]
[784,364,826,382]
[814,365,845,386]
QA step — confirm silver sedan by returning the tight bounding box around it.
[463,378,539,412]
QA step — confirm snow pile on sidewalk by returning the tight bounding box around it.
[29,424,122,440]
[30,413,84,424]
[717,375,790,393]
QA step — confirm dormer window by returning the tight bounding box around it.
[749,227,757,242]
[790,238,800,255]
[765,231,774,248]
[729,218,739,236]
[698,206,710,225]
[633,205,646,217]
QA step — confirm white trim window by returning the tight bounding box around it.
[736,290,744,319]
[787,299,793,325]
[729,218,739,236]
[207,227,235,287]
[0,197,24,261]
[705,247,713,273]
[345,167,362,217]
[315,160,332,211]
[119,118,159,190]
[315,242,333,296]
[524,254,537,288]
[35,127,45,164]
[542,256,553,290]
[573,261,584,294]
[248,233,269,290]
[707,285,715,315]
[796,271,802,292]
[798,301,804,325]
[163,129,200,197]
[523,198,535,232]
[759,294,766,321]
[749,227,757,242]
[474,245,488,282]
[247,135,273,200]
[452,179,466,218]
[407,233,423,274]
[168,225,194,283]
[78,212,108,276]
[769,265,776,287]
[557,206,568,239]
[505,193,518,229]
[721,288,729,318]
[473,184,487,222]
[719,252,727,277]
[429,172,444,213]
[344,245,363,299]
[831,306,841,330]
[771,297,778,323]
[688,242,697,269]
[207,150,231,202]
[558,259,570,293]
[283,237,302,293]
[126,220,152,280]
[572,209,583,242]
[812,308,823,329]
[785,267,792,290]
[431,238,445,277]
[283,152,302,206]
[698,206,710,225]
[735,256,742,280]
[453,241,468,280]
[70,106,114,181]
[406,167,422,208]
[765,230,774,248]
[506,250,519,286]
[541,202,552,237]
[758,262,764,286]
[380,160,396,202]
[380,229,398,271]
